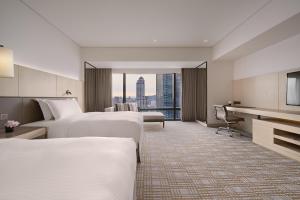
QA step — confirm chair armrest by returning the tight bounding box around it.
[105,107,115,112]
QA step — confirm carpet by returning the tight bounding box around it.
[136,122,300,200]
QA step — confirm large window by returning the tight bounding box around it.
[112,73,181,120]
[112,73,123,104]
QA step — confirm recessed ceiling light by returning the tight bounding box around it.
[203,40,208,43]
[153,39,157,43]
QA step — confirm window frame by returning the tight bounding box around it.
[112,73,181,121]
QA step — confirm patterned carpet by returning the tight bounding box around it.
[136,122,300,200]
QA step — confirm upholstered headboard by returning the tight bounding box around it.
[0,97,76,126]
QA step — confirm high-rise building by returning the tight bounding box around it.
[156,74,173,108]
[136,76,146,108]
[175,74,182,119]
[156,74,181,119]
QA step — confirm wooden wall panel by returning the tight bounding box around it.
[233,73,278,109]
[56,76,84,110]
[240,78,257,107]
[0,65,84,118]
[19,66,57,97]
[56,76,78,97]
[76,81,84,111]
[0,65,19,96]
[232,79,242,102]
[253,73,278,109]
[233,67,300,134]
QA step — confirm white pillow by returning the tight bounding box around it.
[45,99,82,120]
[35,99,54,120]
[128,103,138,112]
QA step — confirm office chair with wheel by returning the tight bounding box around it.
[214,105,243,137]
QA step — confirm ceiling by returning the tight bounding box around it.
[22,0,270,48]
[88,61,204,68]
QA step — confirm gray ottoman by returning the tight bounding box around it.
[142,112,165,128]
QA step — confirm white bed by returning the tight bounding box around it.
[23,112,143,144]
[0,137,137,200]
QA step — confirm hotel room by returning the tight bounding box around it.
[0,0,299,199]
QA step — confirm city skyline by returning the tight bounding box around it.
[112,74,156,97]
[112,73,182,120]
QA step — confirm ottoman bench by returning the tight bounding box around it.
[142,112,165,128]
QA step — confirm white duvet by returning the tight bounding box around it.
[24,112,143,143]
[0,137,137,200]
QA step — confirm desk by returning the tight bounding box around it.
[214,105,300,162]
[225,106,300,122]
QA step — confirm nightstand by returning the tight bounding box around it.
[0,127,47,139]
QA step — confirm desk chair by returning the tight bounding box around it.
[214,105,243,137]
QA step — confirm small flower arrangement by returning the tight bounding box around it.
[5,120,20,133]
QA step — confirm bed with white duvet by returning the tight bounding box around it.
[0,137,137,200]
[24,112,143,143]
[24,99,143,144]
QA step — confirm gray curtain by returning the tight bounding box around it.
[85,68,112,112]
[181,68,207,122]
[196,68,207,122]
[85,68,96,112]
[181,68,197,121]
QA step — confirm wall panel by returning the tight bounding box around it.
[57,76,84,110]
[0,65,84,110]
[0,65,19,96]
[233,73,278,109]
[56,76,78,97]
[19,66,57,97]
[233,67,300,134]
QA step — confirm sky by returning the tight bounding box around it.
[112,74,156,97]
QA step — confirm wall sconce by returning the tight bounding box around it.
[65,90,72,95]
[0,45,14,78]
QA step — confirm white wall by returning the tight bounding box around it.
[234,33,300,80]
[207,61,233,124]
[0,0,82,80]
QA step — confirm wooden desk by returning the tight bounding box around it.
[225,106,300,122]
[213,105,300,161]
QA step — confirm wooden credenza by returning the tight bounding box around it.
[253,119,300,162]
[224,106,300,162]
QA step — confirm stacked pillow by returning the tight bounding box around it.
[35,98,82,120]
[127,103,139,112]
[114,103,138,112]
[115,103,129,111]
[35,99,54,120]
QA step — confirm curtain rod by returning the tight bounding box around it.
[195,61,207,69]
[84,61,97,69]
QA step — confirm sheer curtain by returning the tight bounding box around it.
[85,68,112,112]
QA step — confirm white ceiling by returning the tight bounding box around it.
[22,0,270,47]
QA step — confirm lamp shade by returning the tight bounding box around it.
[0,46,14,77]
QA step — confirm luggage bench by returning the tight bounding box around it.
[142,112,165,128]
